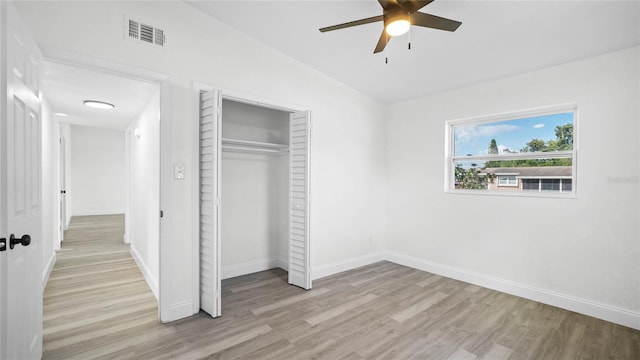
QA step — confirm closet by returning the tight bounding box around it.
[198,89,311,318]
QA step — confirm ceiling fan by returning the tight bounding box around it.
[319,0,462,54]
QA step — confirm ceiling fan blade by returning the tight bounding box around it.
[319,15,384,32]
[373,30,389,53]
[411,11,462,32]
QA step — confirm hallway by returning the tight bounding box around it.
[43,215,159,359]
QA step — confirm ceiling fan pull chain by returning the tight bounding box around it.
[408,12,412,50]
[385,33,389,64]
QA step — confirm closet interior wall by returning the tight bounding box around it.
[220,99,290,279]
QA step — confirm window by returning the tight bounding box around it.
[497,175,517,187]
[522,178,572,193]
[446,104,576,196]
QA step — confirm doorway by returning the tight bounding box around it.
[41,59,164,317]
[195,87,312,317]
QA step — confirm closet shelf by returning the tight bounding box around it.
[221,138,288,154]
[222,138,288,149]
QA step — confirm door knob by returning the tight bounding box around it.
[9,234,31,249]
[0,238,6,251]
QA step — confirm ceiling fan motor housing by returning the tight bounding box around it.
[385,10,410,26]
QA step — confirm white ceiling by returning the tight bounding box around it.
[42,61,159,131]
[187,0,640,104]
[39,1,640,124]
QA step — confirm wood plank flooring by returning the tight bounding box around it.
[43,215,640,359]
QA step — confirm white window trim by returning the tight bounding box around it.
[444,103,578,198]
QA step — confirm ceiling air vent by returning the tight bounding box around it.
[126,18,165,47]
[154,28,165,46]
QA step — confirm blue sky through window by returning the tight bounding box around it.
[454,112,574,156]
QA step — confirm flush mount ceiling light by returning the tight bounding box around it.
[83,100,115,110]
[54,112,68,117]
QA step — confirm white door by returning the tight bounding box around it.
[288,111,312,289]
[199,89,222,317]
[0,3,43,360]
[59,135,66,243]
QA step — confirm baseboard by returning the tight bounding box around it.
[223,252,386,282]
[222,258,282,279]
[275,258,288,271]
[386,251,640,330]
[42,252,56,288]
[72,210,125,216]
[312,251,386,280]
[130,245,159,300]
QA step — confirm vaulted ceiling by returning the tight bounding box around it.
[39,1,640,129]
[187,0,640,104]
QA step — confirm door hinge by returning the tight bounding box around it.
[160,210,164,218]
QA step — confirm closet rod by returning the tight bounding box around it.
[221,137,288,149]
[221,144,288,154]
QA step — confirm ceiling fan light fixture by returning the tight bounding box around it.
[83,100,115,110]
[386,19,410,37]
[385,12,410,37]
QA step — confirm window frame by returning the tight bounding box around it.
[497,175,518,187]
[444,103,578,198]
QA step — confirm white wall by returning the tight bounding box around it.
[69,125,125,216]
[385,47,640,329]
[127,92,160,299]
[220,100,289,278]
[41,99,56,284]
[15,1,387,321]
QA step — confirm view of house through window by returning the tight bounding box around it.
[447,106,576,195]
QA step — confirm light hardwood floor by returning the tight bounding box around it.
[44,215,639,359]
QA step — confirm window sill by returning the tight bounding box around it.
[445,189,578,199]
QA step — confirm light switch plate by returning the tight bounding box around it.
[174,164,185,180]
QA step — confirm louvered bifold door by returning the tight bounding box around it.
[199,90,222,317]
[288,110,312,290]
